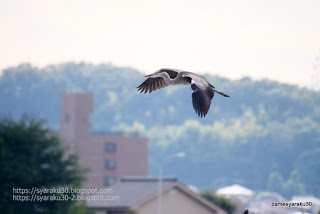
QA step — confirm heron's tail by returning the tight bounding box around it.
[214,90,230,97]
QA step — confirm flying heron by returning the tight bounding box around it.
[137,68,230,117]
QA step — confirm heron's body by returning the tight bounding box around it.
[137,68,230,117]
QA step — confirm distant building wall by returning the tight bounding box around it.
[60,91,147,189]
[60,91,93,144]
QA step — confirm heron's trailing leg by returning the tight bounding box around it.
[214,90,230,97]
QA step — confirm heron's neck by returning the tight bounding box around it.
[160,72,174,84]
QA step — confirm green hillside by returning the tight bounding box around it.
[1,62,319,198]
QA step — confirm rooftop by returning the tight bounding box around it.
[88,177,227,214]
[88,177,177,208]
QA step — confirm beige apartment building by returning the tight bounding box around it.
[60,91,148,189]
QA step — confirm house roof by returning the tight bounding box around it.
[217,184,254,196]
[88,177,226,214]
[88,177,177,208]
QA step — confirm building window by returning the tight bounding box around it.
[105,177,116,186]
[65,113,71,123]
[105,160,116,170]
[105,143,116,153]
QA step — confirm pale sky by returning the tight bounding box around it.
[1,0,320,86]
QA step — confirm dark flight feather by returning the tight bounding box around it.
[137,77,168,93]
[191,83,214,117]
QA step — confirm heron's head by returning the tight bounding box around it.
[145,70,162,78]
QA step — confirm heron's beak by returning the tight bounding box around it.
[145,74,153,78]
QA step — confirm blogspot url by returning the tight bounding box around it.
[12,187,120,202]
[13,194,120,202]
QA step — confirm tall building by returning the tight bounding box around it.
[60,91,148,189]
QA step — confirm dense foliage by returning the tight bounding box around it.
[200,189,235,214]
[1,62,319,198]
[0,115,86,213]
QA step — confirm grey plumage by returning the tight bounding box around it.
[137,68,230,117]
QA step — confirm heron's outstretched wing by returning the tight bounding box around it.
[137,77,168,93]
[182,72,214,117]
[191,83,214,117]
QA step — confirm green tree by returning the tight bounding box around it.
[200,189,235,214]
[0,115,86,213]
